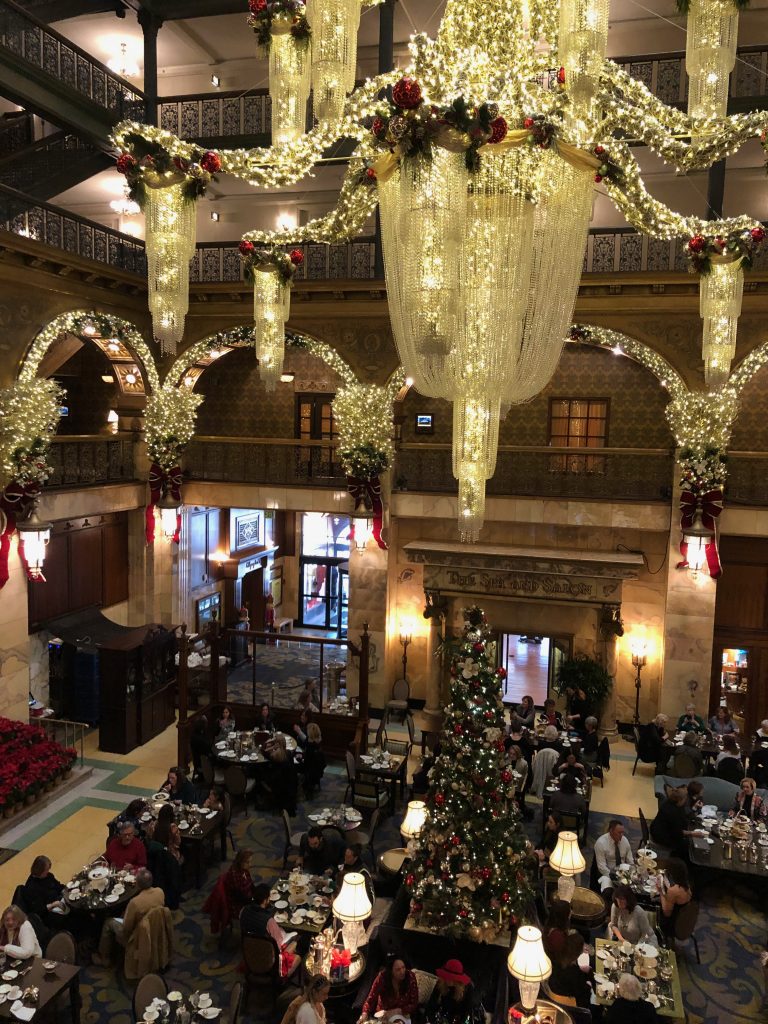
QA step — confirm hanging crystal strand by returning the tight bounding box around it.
[686,0,739,142]
[453,394,501,543]
[378,149,468,399]
[253,268,290,391]
[700,259,743,390]
[269,25,311,146]
[307,0,360,122]
[558,0,610,130]
[145,182,197,356]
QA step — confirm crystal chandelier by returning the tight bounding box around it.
[269,26,312,145]
[699,258,744,390]
[308,0,361,122]
[253,267,291,390]
[685,0,739,130]
[558,0,610,115]
[145,182,197,356]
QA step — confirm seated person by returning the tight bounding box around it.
[510,695,536,730]
[217,706,236,736]
[555,751,587,784]
[21,856,65,926]
[730,776,766,821]
[336,843,374,904]
[748,744,768,789]
[190,716,213,780]
[638,714,673,772]
[298,827,343,875]
[506,724,534,765]
[709,706,737,735]
[224,849,258,917]
[608,885,657,946]
[240,882,297,976]
[657,859,692,942]
[650,787,697,858]
[542,899,572,958]
[296,679,320,713]
[203,787,223,812]
[105,823,147,870]
[0,905,41,958]
[548,933,593,1010]
[262,734,298,814]
[753,719,768,743]
[534,812,562,867]
[593,819,633,895]
[539,699,563,730]
[604,973,660,1024]
[565,686,592,737]
[685,780,704,818]
[146,804,183,863]
[715,734,744,778]
[358,955,419,1022]
[538,724,560,752]
[507,745,529,791]
[581,716,600,765]
[256,702,275,734]
[160,766,196,804]
[92,868,164,966]
[672,731,704,777]
[549,773,586,818]
[425,960,478,1024]
[115,798,148,835]
[293,709,312,749]
[676,703,706,735]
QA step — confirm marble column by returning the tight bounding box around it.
[0,534,31,721]
[347,541,388,709]
[423,611,444,715]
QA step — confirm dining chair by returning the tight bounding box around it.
[46,930,77,964]
[385,678,410,724]
[347,807,381,864]
[673,899,701,963]
[132,974,167,1023]
[351,770,390,813]
[282,809,304,868]
[344,750,356,803]
[638,806,650,846]
[227,981,243,1024]
[224,765,256,817]
[222,791,237,853]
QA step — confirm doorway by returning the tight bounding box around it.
[299,559,349,635]
[499,634,572,707]
[242,567,265,630]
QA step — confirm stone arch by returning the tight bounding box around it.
[568,324,687,399]
[17,310,159,395]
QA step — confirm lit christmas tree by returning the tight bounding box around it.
[405,605,533,941]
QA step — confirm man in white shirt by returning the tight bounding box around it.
[593,819,633,898]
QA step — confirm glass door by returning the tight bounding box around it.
[719,646,749,733]
[299,558,349,633]
[337,568,349,637]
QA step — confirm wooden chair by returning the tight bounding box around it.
[227,981,244,1024]
[383,715,415,758]
[638,806,651,847]
[224,765,256,817]
[282,809,304,868]
[132,974,167,1023]
[385,678,410,724]
[351,771,390,813]
[632,726,657,776]
[46,931,77,964]
[241,935,299,1008]
[673,899,701,963]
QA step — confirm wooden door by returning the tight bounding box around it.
[242,567,265,630]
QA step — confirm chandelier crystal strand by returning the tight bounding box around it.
[453,394,501,543]
[700,258,743,390]
[378,149,468,399]
[269,26,312,146]
[308,0,361,123]
[686,0,739,140]
[558,0,610,129]
[145,182,197,355]
[253,268,290,390]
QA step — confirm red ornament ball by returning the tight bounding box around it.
[289,248,304,266]
[473,642,485,653]
[481,867,492,880]
[405,873,415,887]
[594,174,603,183]
[557,66,566,84]
[371,116,384,136]
[501,890,511,903]
[435,793,445,806]
[501,769,512,783]
[392,77,423,110]
[450,834,461,846]
[688,234,707,253]
[249,0,267,10]
[488,116,508,145]
[454,724,463,735]
[495,740,506,752]
[200,151,221,174]
[239,240,255,256]
[594,145,605,156]
[116,153,136,175]
[441,872,451,881]
[714,236,726,250]
[365,167,377,180]
[497,667,507,679]
[752,227,765,242]
[523,117,534,129]
[458,909,468,918]
[490,789,500,802]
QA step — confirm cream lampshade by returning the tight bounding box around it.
[332,872,372,956]
[548,830,586,903]
[401,800,427,840]
[507,925,552,1012]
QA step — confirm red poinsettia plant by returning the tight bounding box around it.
[0,718,77,809]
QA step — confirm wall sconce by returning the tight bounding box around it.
[507,925,552,1014]
[332,872,371,957]
[107,409,119,434]
[157,491,182,541]
[17,496,51,580]
[398,617,414,680]
[547,830,585,903]
[351,515,372,554]
[682,507,715,576]
[280,371,296,383]
[630,633,648,726]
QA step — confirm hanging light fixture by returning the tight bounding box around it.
[17,497,51,580]
[157,490,182,541]
[308,0,361,122]
[350,513,372,553]
[682,505,716,574]
[145,182,197,356]
[699,259,743,390]
[253,267,291,391]
[332,872,371,956]
[686,0,739,133]
[107,41,140,79]
[558,0,610,122]
[269,22,312,145]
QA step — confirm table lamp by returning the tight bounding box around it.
[548,830,585,903]
[332,872,372,957]
[400,800,427,851]
[507,925,552,1014]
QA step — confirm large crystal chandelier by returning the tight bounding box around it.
[253,268,291,390]
[269,29,312,145]
[308,0,361,122]
[699,258,744,390]
[145,182,197,356]
[685,0,739,129]
[558,0,610,113]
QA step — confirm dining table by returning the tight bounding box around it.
[541,775,592,842]
[138,988,222,1024]
[593,937,684,1020]
[356,750,407,808]
[688,812,768,875]
[0,955,81,1024]
[212,731,297,769]
[306,805,364,833]
[269,871,335,937]
[139,794,226,887]
[62,862,137,916]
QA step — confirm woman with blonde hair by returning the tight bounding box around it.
[730,777,766,821]
[302,722,326,797]
[281,975,330,1024]
[0,905,42,958]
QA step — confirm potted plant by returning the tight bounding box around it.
[553,653,612,713]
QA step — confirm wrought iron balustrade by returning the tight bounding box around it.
[47,436,137,489]
[0,0,144,119]
[159,91,271,140]
[191,239,377,282]
[394,445,674,502]
[186,437,346,487]
[724,454,768,506]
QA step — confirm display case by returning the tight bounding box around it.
[720,647,749,733]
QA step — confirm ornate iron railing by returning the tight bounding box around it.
[0,131,97,190]
[0,0,144,119]
[191,239,378,283]
[159,91,271,140]
[47,436,137,489]
[186,437,346,486]
[394,445,674,502]
[724,454,768,506]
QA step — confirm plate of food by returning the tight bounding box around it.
[168,992,183,1002]
[635,943,658,959]
[275,900,288,909]
[88,866,110,880]
[152,792,169,802]
[633,965,656,980]
[105,893,119,904]
[275,912,289,924]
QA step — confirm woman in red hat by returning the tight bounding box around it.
[425,959,478,1024]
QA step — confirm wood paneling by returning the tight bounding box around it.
[102,521,128,607]
[714,564,768,631]
[69,529,103,609]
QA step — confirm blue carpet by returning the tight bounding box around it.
[227,645,321,708]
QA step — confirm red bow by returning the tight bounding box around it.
[145,463,183,545]
[330,948,351,967]
[677,488,724,579]
[347,475,387,549]
[0,481,41,589]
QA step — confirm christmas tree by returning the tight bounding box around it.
[405,605,533,941]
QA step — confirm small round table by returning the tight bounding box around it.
[568,886,608,929]
[303,950,366,999]
[510,999,573,1023]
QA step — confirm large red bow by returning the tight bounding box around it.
[347,474,387,550]
[0,480,41,589]
[145,463,182,545]
[677,488,724,579]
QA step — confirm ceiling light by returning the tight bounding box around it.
[210,210,220,222]
[125,370,137,385]
[276,211,298,232]
[211,73,221,87]
[107,41,139,79]
[110,196,140,216]
[107,339,121,353]
[101,375,114,384]
[183,376,195,388]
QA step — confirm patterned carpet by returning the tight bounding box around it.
[67,767,766,1024]
[226,644,321,708]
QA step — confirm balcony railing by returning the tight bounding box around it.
[47,436,137,489]
[724,454,768,506]
[191,239,378,283]
[0,0,144,120]
[186,437,346,487]
[159,91,271,141]
[394,445,674,503]
[611,45,768,106]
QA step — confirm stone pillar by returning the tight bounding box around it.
[126,506,176,627]
[347,542,388,709]
[0,535,31,722]
[660,471,718,718]
[137,10,163,126]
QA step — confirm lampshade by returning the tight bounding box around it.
[157,491,182,540]
[548,831,585,876]
[400,800,427,839]
[332,872,372,922]
[507,925,552,983]
[683,507,715,573]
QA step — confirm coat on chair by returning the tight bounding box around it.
[124,905,174,980]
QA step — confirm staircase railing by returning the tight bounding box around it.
[35,716,87,766]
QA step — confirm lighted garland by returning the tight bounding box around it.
[239,242,304,283]
[115,133,221,208]
[666,390,738,489]
[333,378,403,478]
[0,379,63,490]
[684,227,766,275]
[144,385,202,472]
[18,311,159,392]
[568,324,686,398]
[247,0,310,52]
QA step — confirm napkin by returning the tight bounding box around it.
[11,1001,34,1021]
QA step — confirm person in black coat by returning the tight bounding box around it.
[603,973,660,1023]
[161,766,196,804]
[650,788,695,859]
[22,856,65,927]
[190,716,213,781]
[426,959,479,1024]
[548,933,594,1009]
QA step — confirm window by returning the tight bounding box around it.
[548,398,608,474]
[295,393,338,478]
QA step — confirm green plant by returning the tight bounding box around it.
[553,654,612,708]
